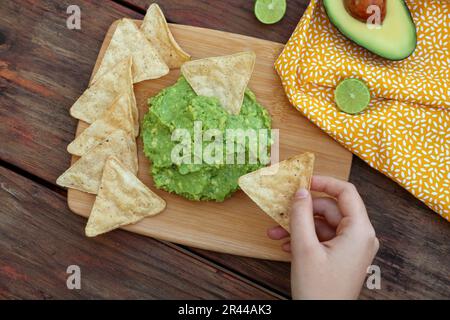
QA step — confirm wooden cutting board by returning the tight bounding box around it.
[67,21,352,262]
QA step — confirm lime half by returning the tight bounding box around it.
[254,0,287,24]
[334,78,371,114]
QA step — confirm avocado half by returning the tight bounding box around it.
[323,0,417,60]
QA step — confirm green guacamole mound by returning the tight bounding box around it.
[142,76,272,202]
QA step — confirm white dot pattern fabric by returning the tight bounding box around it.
[275,0,450,220]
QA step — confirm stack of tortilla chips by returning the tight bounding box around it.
[57,3,192,236]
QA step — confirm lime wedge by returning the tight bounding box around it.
[254,0,287,24]
[334,78,371,114]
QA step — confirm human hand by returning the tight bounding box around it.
[267,176,379,300]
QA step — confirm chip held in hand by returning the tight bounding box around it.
[238,152,315,232]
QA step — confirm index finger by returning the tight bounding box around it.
[311,176,367,219]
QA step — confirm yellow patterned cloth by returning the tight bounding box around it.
[275,0,449,220]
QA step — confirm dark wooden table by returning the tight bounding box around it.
[1,0,449,299]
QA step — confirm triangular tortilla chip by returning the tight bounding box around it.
[70,56,139,134]
[181,51,256,115]
[238,152,315,232]
[67,93,135,156]
[141,3,190,68]
[56,130,138,194]
[126,75,139,136]
[85,156,166,237]
[93,18,169,84]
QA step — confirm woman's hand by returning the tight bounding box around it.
[267,176,379,300]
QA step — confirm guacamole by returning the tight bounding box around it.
[142,77,271,201]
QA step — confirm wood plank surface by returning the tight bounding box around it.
[0,0,449,299]
[0,0,285,299]
[0,165,281,299]
[68,21,352,262]
[351,157,450,299]
[123,0,310,43]
[0,0,141,183]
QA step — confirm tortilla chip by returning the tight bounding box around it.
[56,130,138,194]
[126,75,139,136]
[141,3,191,68]
[238,152,315,232]
[67,93,135,156]
[69,56,139,134]
[85,156,166,237]
[94,18,169,84]
[181,51,256,115]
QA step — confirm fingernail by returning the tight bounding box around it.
[295,188,309,199]
[282,242,291,252]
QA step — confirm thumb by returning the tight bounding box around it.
[290,188,319,255]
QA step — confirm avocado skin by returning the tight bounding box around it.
[323,0,417,61]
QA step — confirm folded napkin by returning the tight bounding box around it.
[275,0,449,220]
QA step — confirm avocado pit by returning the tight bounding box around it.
[344,0,386,23]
